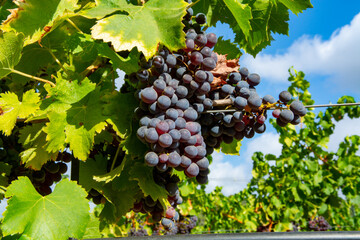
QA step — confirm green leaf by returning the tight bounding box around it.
[41,77,108,160]
[93,154,129,183]
[213,36,242,59]
[102,91,138,138]
[278,0,313,15]
[1,0,80,45]
[18,123,57,170]
[130,162,168,201]
[97,43,141,75]
[219,139,242,155]
[0,90,40,136]
[0,1,17,23]
[82,213,101,239]
[1,177,90,240]
[79,154,108,192]
[0,32,24,78]
[91,0,187,58]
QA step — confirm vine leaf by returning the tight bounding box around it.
[130,162,168,201]
[82,213,101,239]
[93,154,129,183]
[219,139,242,155]
[79,154,108,192]
[41,77,108,160]
[102,91,138,139]
[90,0,187,58]
[0,90,40,136]
[278,0,313,15]
[213,37,242,59]
[18,123,57,170]
[0,0,80,45]
[1,177,90,240]
[0,32,24,78]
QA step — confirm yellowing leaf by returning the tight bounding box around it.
[0,90,40,136]
[1,0,80,45]
[91,0,187,58]
[1,177,90,240]
[219,139,242,155]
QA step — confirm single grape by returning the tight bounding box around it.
[159,153,169,163]
[175,117,186,129]
[139,116,151,127]
[279,91,292,103]
[158,133,173,148]
[254,122,266,134]
[202,57,216,70]
[166,55,177,68]
[185,39,195,52]
[196,146,206,158]
[156,121,169,134]
[263,95,276,104]
[176,99,190,110]
[145,152,159,166]
[193,103,204,113]
[194,34,207,47]
[195,70,207,83]
[257,115,266,124]
[184,108,198,121]
[190,51,203,65]
[187,135,197,145]
[137,126,147,141]
[176,67,187,79]
[244,126,255,138]
[206,71,214,83]
[145,128,159,143]
[153,55,164,68]
[247,95,262,110]
[141,87,158,104]
[290,100,307,116]
[189,80,199,90]
[185,163,200,178]
[184,146,198,158]
[168,79,179,90]
[206,33,217,48]
[149,118,161,128]
[210,125,223,137]
[182,74,193,84]
[163,86,175,97]
[276,117,288,127]
[181,155,192,168]
[179,129,191,142]
[195,13,207,24]
[239,87,251,99]
[291,114,301,125]
[234,96,247,110]
[203,98,213,109]
[168,152,181,167]
[221,84,234,95]
[247,73,260,86]
[272,109,281,118]
[165,108,178,120]
[239,67,249,79]
[200,47,212,58]
[228,72,242,84]
[279,109,294,123]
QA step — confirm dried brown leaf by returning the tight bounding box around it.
[210,53,240,88]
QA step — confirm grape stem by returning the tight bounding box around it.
[66,18,84,34]
[10,69,56,87]
[203,101,360,114]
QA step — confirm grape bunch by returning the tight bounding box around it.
[153,213,198,235]
[308,216,331,231]
[128,224,149,237]
[30,154,69,196]
[135,3,216,183]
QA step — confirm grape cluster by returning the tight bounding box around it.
[308,216,331,231]
[128,224,149,237]
[135,4,217,183]
[154,214,198,235]
[31,154,69,196]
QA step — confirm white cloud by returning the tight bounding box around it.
[328,116,360,152]
[206,132,282,196]
[241,13,360,91]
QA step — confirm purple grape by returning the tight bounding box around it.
[145,128,159,143]
[141,87,158,104]
[190,51,203,65]
[157,95,171,110]
[206,33,217,48]
[158,133,173,148]
[145,152,159,166]
[185,163,199,178]
[168,152,181,167]
[202,57,216,70]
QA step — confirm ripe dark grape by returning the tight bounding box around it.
[279,109,294,123]
[247,73,260,86]
[194,34,207,47]
[195,13,207,24]
[202,57,216,70]
[206,33,217,48]
[141,87,158,104]
[279,91,292,104]
[190,51,203,65]
[272,109,281,118]
[185,163,200,178]
[145,152,159,166]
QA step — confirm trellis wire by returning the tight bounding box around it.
[203,102,360,114]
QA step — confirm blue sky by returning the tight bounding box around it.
[206,1,360,195]
[1,0,360,215]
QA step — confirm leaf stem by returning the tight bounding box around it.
[187,0,200,9]
[10,69,56,87]
[110,144,122,171]
[66,18,84,34]
[44,46,68,74]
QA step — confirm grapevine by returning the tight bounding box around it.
[1,0,358,239]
